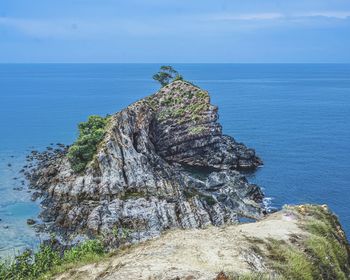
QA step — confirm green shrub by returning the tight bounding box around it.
[173,74,183,82]
[0,240,106,280]
[172,108,186,117]
[0,245,61,280]
[195,90,208,100]
[67,115,109,173]
[63,240,105,263]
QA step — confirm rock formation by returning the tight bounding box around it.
[26,80,264,244]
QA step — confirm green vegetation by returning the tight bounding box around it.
[300,205,350,279]
[2,205,348,280]
[117,227,133,241]
[227,272,277,280]
[240,205,350,280]
[189,126,205,135]
[0,240,106,280]
[195,90,208,100]
[149,85,209,125]
[63,240,104,264]
[120,190,146,200]
[67,115,109,173]
[152,65,182,86]
[264,238,315,280]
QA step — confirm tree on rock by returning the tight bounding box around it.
[153,65,183,87]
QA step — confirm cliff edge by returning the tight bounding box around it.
[54,205,350,280]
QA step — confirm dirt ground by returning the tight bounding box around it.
[55,210,302,280]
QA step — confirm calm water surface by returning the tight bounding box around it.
[0,64,349,257]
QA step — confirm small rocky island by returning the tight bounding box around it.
[27,79,264,244]
[16,72,350,280]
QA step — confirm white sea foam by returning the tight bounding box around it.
[263,197,277,213]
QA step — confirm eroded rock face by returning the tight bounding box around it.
[149,81,262,170]
[26,80,264,245]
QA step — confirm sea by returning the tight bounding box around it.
[0,63,349,257]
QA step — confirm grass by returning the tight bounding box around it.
[147,80,211,125]
[2,205,348,280]
[227,272,279,280]
[265,238,315,280]
[300,205,350,279]
[189,126,205,135]
[239,205,350,280]
[0,240,107,280]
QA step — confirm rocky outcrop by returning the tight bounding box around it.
[148,81,262,170]
[26,80,264,244]
[53,205,350,280]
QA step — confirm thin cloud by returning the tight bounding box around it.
[0,17,162,39]
[1,10,349,41]
[0,17,84,38]
[207,13,284,21]
[203,11,350,22]
[298,11,350,19]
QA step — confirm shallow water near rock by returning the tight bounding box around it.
[0,63,350,257]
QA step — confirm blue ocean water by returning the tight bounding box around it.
[0,64,349,257]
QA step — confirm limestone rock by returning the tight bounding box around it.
[26,80,264,244]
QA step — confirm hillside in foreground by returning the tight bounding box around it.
[53,205,350,280]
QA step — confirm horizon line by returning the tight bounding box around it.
[1,62,350,65]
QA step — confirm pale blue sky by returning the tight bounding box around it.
[1,0,350,63]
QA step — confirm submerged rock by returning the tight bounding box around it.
[27,219,36,225]
[31,191,41,201]
[26,80,264,245]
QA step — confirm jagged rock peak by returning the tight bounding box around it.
[146,80,262,170]
[26,80,264,246]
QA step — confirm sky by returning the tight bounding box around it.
[0,0,350,63]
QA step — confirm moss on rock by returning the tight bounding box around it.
[147,80,211,126]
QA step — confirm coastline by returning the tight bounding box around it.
[1,64,350,279]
